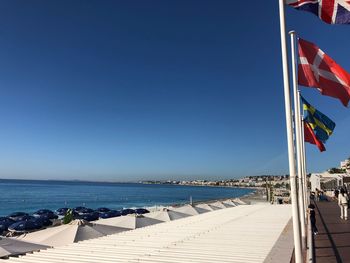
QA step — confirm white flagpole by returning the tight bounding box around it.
[301,115,309,207]
[298,91,308,217]
[290,30,306,249]
[278,1,303,262]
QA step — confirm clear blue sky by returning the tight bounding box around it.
[0,1,349,181]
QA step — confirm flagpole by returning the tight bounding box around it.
[278,1,303,262]
[289,30,306,250]
[301,119,309,206]
[300,98,309,209]
[298,91,308,215]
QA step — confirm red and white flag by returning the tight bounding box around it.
[287,0,350,24]
[298,38,350,106]
[304,121,326,152]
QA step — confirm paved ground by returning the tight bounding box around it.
[313,199,350,263]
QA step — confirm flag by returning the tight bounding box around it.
[298,38,350,107]
[301,96,336,143]
[286,0,350,24]
[304,121,326,152]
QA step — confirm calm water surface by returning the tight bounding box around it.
[0,179,253,216]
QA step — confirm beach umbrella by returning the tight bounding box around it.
[80,208,94,214]
[0,236,49,258]
[16,215,36,222]
[36,213,58,220]
[96,214,162,229]
[33,209,55,217]
[55,208,69,216]
[73,207,88,214]
[99,210,121,219]
[73,207,94,215]
[78,212,99,221]
[0,218,15,234]
[8,220,42,233]
[36,215,54,227]
[8,212,28,221]
[135,208,149,215]
[194,204,214,213]
[144,209,190,222]
[121,209,135,216]
[0,218,14,224]
[73,206,86,212]
[33,210,58,225]
[95,207,110,213]
[18,219,128,247]
[170,205,200,216]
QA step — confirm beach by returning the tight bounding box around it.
[240,188,267,204]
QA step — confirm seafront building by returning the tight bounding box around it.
[142,175,291,188]
[310,172,345,191]
[310,159,350,192]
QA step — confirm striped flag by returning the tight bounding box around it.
[287,0,350,24]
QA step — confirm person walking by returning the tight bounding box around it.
[334,189,339,200]
[308,204,318,235]
[338,188,348,220]
[315,188,320,202]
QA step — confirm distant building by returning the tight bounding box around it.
[340,159,350,173]
[310,172,344,191]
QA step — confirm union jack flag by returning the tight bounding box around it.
[286,0,350,24]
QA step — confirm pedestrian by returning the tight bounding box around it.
[338,188,348,220]
[334,189,339,200]
[308,204,318,235]
[315,188,320,202]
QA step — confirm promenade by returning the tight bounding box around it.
[313,199,350,263]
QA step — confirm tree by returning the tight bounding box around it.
[63,209,73,224]
[274,183,282,189]
[329,167,346,174]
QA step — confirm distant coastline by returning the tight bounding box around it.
[0,178,263,190]
[141,181,261,189]
[0,174,289,189]
[0,178,138,184]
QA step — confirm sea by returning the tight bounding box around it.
[0,179,253,216]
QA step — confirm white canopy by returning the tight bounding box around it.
[95,214,163,229]
[222,199,237,207]
[4,204,293,263]
[0,236,49,258]
[144,209,190,221]
[208,201,226,210]
[233,198,247,205]
[170,204,200,215]
[17,219,127,247]
[194,203,214,213]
